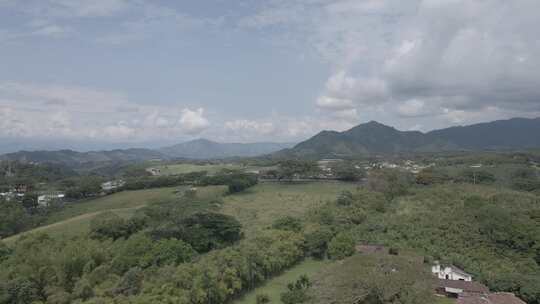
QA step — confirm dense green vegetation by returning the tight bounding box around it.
[309,254,436,304]
[284,118,540,158]
[1,151,539,304]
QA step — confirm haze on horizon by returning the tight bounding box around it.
[1,0,540,152]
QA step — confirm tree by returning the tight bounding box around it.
[331,162,365,181]
[336,191,354,206]
[140,238,196,267]
[458,169,496,184]
[368,169,414,200]
[305,227,334,259]
[73,279,94,301]
[65,176,103,199]
[0,241,11,263]
[510,168,540,192]
[177,212,243,252]
[89,212,137,240]
[227,176,257,194]
[0,199,31,238]
[272,216,303,232]
[328,232,356,260]
[415,168,449,185]
[256,294,270,304]
[277,160,320,181]
[21,193,38,211]
[280,275,312,304]
[114,267,143,296]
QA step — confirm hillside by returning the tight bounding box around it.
[0,148,164,167]
[0,139,293,166]
[159,139,294,159]
[281,117,540,158]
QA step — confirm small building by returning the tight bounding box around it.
[101,180,126,192]
[146,167,161,176]
[436,279,489,298]
[432,262,473,281]
[457,292,526,304]
[38,193,65,207]
[14,183,28,194]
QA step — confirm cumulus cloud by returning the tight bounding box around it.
[245,0,540,128]
[32,24,72,38]
[179,108,210,135]
[0,82,211,141]
[18,0,129,18]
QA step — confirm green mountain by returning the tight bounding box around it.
[0,148,164,167]
[159,139,294,159]
[280,117,540,158]
[0,139,294,166]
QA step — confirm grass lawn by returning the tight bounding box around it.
[45,186,183,225]
[222,181,358,238]
[233,259,330,304]
[4,186,226,243]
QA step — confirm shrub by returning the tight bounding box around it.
[328,232,356,260]
[114,267,143,296]
[280,275,312,304]
[89,212,144,240]
[256,293,270,304]
[336,191,354,206]
[272,216,303,232]
[305,227,334,259]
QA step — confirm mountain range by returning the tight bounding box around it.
[159,139,293,159]
[0,139,294,165]
[280,117,540,158]
[2,117,540,165]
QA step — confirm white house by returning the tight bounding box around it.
[101,180,126,191]
[432,262,473,281]
[38,193,65,207]
[146,167,161,176]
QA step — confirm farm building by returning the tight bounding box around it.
[101,180,125,191]
[38,193,65,207]
[457,292,526,304]
[435,279,489,298]
[432,262,473,281]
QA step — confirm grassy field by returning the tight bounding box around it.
[233,259,330,304]
[222,182,358,238]
[152,163,276,176]
[154,163,243,175]
[4,186,226,242]
[45,187,183,224]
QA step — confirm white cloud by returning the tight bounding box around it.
[24,0,129,18]
[32,24,72,38]
[179,108,210,135]
[244,0,540,129]
[0,82,213,141]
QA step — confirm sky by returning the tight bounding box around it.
[1,0,540,151]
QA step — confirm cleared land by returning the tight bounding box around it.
[152,163,276,176]
[154,163,242,175]
[4,186,226,242]
[234,259,330,304]
[222,182,358,238]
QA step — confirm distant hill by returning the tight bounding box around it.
[279,117,540,158]
[0,148,164,167]
[159,139,294,159]
[0,139,294,166]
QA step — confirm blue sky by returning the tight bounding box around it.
[1,0,540,151]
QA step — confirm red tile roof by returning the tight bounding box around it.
[436,279,490,294]
[457,292,526,304]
